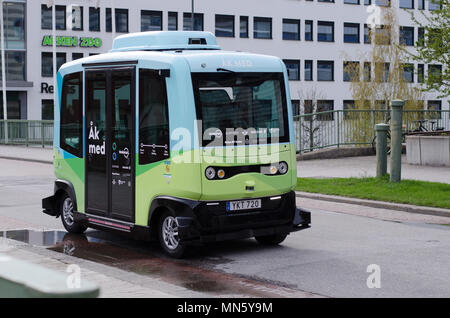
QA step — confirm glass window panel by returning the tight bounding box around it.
[344,23,359,43]
[183,13,203,31]
[115,9,129,33]
[168,12,177,31]
[283,19,300,40]
[318,21,334,42]
[305,60,313,81]
[141,10,162,31]
[254,17,272,39]
[42,99,54,120]
[71,5,83,30]
[4,2,25,50]
[317,61,334,81]
[240,16,248,38]
[89,7,100,31]
[284,60,300,80]
[305,20,313,41]
[215,15,234,37]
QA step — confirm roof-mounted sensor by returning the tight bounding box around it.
[110,31,221,52]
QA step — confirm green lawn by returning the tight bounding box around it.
[296,176,450,209]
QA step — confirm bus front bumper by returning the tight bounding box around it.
[176,191,311,244]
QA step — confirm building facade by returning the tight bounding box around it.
[0,0,447,121]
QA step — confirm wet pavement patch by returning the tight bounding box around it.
[3,229,317,297]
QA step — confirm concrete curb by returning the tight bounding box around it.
[296,191,450,218]
[0,156,52,165]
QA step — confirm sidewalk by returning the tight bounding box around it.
[0,145,53,164]
[297,155,450,184]
[1,145,448,184]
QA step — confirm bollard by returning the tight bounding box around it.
[390,100,404,182]
[375,123,389,177]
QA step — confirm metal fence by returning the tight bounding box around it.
[0,120,54,147]
[294,109,450,153]
[1,110,449,151]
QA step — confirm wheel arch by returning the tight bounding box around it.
[54,179,78,216]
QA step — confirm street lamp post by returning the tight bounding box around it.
[191,0,194,30]
[0,0,8,143]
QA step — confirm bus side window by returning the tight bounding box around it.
[60,72,83,157]
[139,69,170,165]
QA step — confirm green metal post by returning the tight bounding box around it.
[336,111,340,148]
[375,123,389,177]
[390,100,404,182]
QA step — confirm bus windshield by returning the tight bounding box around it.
[192,72,289,147]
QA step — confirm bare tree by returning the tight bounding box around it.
[297,87,327,152]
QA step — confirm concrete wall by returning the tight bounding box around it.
[406,135,450,166]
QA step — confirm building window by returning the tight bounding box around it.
[364,62,371,82]
[429,0,441,10]
[283,19,300,41]
[317,61,334,81]
[284,60,300,81]
[60,72,83,157]
[403,64,414,83]
[291,100,300,116]
[364,24,371,44]
[317,100,334,121]
[343,61,360,82]
[168,12,178,31]
[428,64,442,82]
[71,5,83,31]
[139,69,170,164]
[41,100,54,120]
[399,26,414,46]
[400,0,414,8]
[141,10,162,31]
[418,0,425,9]
[1,2,26,82]
[317,21,334,42]
[344,23,360,43]
[418,64,424,83]
[215,14,234,37]
[89,7,100,31]
[254,17,272,39]
[427,100,441,111]
[305,20,313,41]
[116,9,128,32]
[106,8,128,33]
[374,25,391,45]
[318,0,335,2]
[344,0,360,4]
[240,16,249,38]
[365,0,372,4]
[418,27,425,46]
[343,100,356,119]
[376,0,391,6]
[41,52,66,77]
[72,53,83,61]
[375,62,390,82]
[41,5,66,30]
[305,60,313,81]
[183,12,204,31]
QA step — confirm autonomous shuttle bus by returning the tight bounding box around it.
[42,31,311,257]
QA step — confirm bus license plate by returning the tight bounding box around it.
[227,199,261,211]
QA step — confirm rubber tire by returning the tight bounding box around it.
[255,234,287,246]
[158,210,187,258]
[60,194,87,234]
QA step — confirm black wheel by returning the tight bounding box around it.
[255,234,287,246]
[60,194,87,234]
[158,210,187,258]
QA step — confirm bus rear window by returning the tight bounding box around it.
[192,72,289,147]
[60,72,83,157]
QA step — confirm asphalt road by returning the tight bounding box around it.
[1,158,449,298]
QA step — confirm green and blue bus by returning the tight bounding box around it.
[42,31,310,257]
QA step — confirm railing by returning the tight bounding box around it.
[294,109,450,153]
[0,120,54,147]
[1,111,449,152]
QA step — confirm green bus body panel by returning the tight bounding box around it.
[53,148,85,213]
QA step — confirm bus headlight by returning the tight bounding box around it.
[217,169,225,179]
[278,162,288,174]
[205,167,216,180]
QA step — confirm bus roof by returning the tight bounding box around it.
[59,32,285,75]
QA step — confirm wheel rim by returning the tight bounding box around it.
[62,197,74,227]
[162,216,179,250]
